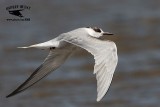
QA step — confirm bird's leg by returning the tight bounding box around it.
[49,47,55,50]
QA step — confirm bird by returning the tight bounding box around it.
[6,27,118,102]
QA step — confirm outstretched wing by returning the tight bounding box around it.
[6,49,71,97]
[63,35,118,101]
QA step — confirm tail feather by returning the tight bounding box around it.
[17,46,32,49]
[17,44,38,49]
[17,40,58,49]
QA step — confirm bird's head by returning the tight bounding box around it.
[85,27,113,38]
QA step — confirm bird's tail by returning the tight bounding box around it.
[17,40,56,49]
[17,45,39,49]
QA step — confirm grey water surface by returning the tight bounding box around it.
[0,0,160,107]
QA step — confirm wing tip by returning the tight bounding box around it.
[6,91,18,98]
[6,86,24,98]
[6,94,12,98]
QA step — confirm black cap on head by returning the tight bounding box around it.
[86,27,102,33]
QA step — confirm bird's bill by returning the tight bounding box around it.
[103,32,114,35]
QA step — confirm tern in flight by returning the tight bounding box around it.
[6,27,118,101]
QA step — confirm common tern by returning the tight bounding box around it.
[6,27,118,102]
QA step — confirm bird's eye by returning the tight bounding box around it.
[93,28,101,33]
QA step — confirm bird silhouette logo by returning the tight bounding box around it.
[8,9,24,17]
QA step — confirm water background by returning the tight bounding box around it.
[0,0,160,107]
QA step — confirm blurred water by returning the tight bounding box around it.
[0,0,160,107]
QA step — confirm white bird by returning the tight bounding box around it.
[6,27,118,102]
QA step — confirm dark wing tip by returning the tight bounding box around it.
[6,90,21,98]
[6,65,43,98]
[6,84,26,98]
[6,94,12,98]
[6,92,16,98]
